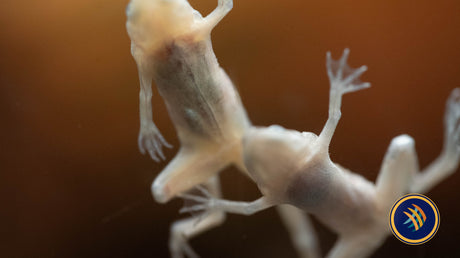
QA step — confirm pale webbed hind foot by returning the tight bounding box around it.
[180,191,273,216]
[138,123,172,162]
[179,190,226,215]
[443,88,460,155]
[170,177,225,258]
[326,48,370,95]
[169,208,226,258]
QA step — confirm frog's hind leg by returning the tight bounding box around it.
[375,134,419,213]
[375,89,460,213]
[276,205,321,258]
[327,232,386,258]
[152,145,230,203]
[411,88,460,193]
[153,145,233,258]
[169,176,226,258]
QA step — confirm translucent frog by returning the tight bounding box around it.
[126,0,249,201]
[126,1,319,257]
[183,49,460,258]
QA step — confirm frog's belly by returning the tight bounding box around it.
[153,38,249,141]
[155,65,243,139]
[289,165,378,234]
[285,162,334,209]
[164,91,225,139]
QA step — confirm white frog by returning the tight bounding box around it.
[183,49,460,258]
[126,0,249,200]
[126,1,320,257]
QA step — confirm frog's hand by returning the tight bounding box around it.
[318,48,370,151]
[138,123,172,162]
[135,50,172,162]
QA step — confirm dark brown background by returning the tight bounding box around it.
[1,0,459,257]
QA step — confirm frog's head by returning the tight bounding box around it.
[126,0,197,51]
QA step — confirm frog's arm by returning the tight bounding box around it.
[132,44,171,162]
[317,49,370,152]
[201,0,233,32]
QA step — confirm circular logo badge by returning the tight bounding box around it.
[389,193,440,245]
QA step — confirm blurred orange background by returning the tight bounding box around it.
[1,0,459,257]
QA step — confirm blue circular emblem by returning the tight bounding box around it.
[389,193,440,245]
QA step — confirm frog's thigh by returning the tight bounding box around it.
[152,146,229,203]
[375,134,418,211]
[276,205,321,258]
[327,232,386,258]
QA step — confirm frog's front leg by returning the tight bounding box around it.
[318,49,370,151]
[133,46,172,162]
[200,0,233,32]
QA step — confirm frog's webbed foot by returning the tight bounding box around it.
[444,88,460,154]
[138,123,172,162]
[169,178,226,258]
[179,187,220,215]
[180,191,273,216]
[326,48,370,95]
